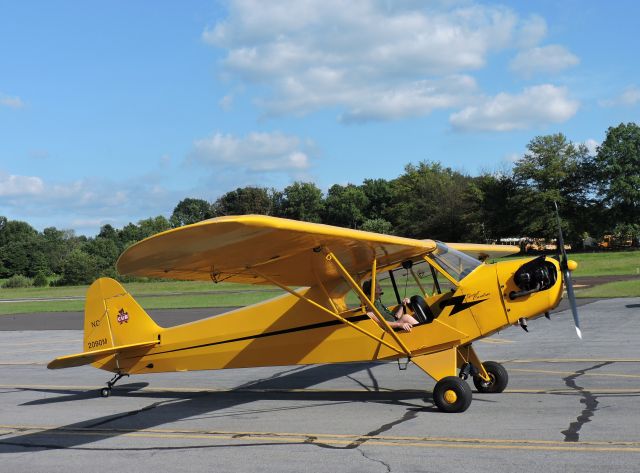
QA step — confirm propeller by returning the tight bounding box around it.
[554,202,582,339]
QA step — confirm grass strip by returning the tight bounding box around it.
[575,279,640,298]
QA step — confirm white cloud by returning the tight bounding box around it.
[599,86,640,107]
[584,138,599,155]
[0,171,181,235]
[450,84,579,132]
[516,14,547,48]
[204,0,544,121]
[0,173,44,196]
[505,152,521,163]
[0,94,24,109]
[219,94,234,111]
[189,131,312,173]
[510,45,579,77]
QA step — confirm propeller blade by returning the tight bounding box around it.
[554,202,582,339]
[554,201,568,261]
[563,268,582,339]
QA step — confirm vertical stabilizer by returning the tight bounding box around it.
[83,277,161,352]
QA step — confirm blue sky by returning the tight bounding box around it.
[1,0,639,235]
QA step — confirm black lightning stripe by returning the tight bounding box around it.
[439,295,488,316]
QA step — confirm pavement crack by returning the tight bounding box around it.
[561,361,611,442]
[83,400,171,428]
[313,407,420,450]
[357,447,391,472]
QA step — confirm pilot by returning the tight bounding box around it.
[361,279,419,332]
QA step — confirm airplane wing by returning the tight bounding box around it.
[117,215,436,287]
[446,242,520,261]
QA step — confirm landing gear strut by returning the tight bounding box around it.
[100,372,129,397]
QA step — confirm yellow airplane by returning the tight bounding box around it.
[48,214,580,413]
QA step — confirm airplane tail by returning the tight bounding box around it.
[83,277,161,350]
[48,277,161,370]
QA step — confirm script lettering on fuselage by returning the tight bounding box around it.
[466,291,491,301]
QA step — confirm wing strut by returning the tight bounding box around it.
[324,250,412,357]
[251,249,413,357]
[252,269,407,356]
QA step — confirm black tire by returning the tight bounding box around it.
[433,376,472,413]
[100,388,111,398]
[473,361,508,393]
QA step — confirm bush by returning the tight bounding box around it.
[33,272,49,287]
[2,274,33,288]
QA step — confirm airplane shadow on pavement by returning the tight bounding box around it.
[0,363,451,452]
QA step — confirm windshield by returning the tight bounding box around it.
[430,242,481,281]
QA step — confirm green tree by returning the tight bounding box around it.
[281,182,324,222]
[84,237,120,275]
[322,184,369,228]
[170,198,214,227]
[58,249,100,285]
[41,227,77,275]
[137,216,171,239]
[469,173,521,241]
[119,222,143,249]
[512,133,591,240]
[360,218,393,234]
[391,162,474,240]
[0,220,42,277]
[594,122,640,227]
[213,187,275,216]
[360,178,393,221]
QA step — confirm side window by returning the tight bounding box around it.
[411,260,456,296]
[389,260,456,300]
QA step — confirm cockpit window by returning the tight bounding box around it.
[429,242,481,282]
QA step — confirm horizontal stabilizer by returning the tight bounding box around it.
[47,340,158,370]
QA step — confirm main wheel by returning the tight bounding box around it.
[433,376,472,413]
[100,387,111,398]
[473,361,508,393]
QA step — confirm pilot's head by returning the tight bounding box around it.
[362,279,383,299]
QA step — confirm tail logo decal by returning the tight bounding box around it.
[117,308,130,324]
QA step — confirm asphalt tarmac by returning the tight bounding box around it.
[1,298,639,472]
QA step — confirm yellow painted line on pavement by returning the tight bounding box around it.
[503,358,640,363]
[0,348,72,354]
[478,338,515,344]
[504,388,640,394]
[2,424,640,453]
[0,384,637,396]
[510,368,640,379]
[0,361,47,366]
[0,339,80,348]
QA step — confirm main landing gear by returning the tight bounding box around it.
[100,372,129,397]
[473,361,509,394]
[433,376,472,413]
[432,360,508,413]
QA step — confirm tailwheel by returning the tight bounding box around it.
[99,372,128,398]
[433,376,472,413]
[473,361,508,393]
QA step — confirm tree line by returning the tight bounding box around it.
[1,123,639,287]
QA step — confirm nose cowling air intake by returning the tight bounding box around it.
[509,256,558,300]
